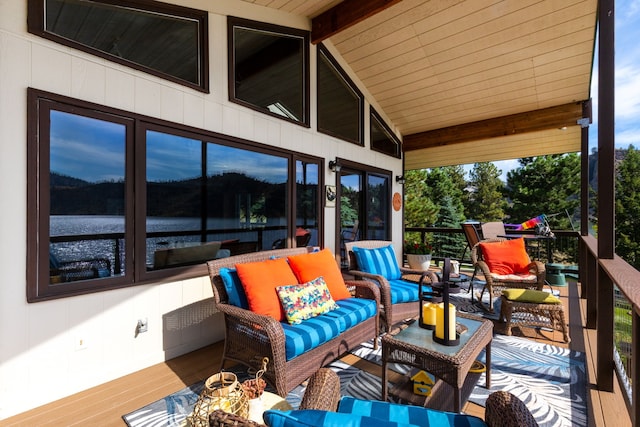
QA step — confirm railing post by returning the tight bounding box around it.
[586,250,598,329]
[114,238,121,275]
[596,265,614,392]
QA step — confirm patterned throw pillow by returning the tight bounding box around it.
[276,277,339,325]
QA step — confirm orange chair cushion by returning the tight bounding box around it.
[479,238,531,275]
[287,249,352,301]
[235,257,298,321]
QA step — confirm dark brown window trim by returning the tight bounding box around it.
[333,157,393,255]
[370,107,402,159]
[27,0,210,93]
[227,16,310,128]
[27,88,323,302]
[317,43,364,146]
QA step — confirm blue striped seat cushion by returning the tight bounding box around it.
[282,316,343,360]
[323,297,377,330]
[282,297,377,360]
[387,279,424,304]
[338,396,488,427]
[263,409,419,427]
[352,245,402,280]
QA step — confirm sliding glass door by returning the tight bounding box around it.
[337,162,391,266]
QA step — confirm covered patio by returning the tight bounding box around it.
[2,272,630,426]
[1,0,637,425]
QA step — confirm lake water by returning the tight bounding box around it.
[50,215,311,269]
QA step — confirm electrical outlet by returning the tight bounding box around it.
[137,318,148,333]
[75,336,89,351]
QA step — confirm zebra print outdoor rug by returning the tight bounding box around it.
[123,334,586,427]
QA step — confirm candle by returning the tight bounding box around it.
[435,302,456,340]
[422,302,436,326]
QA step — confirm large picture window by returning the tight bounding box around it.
[228,17,310,126]
[28,0,209,92]
[317,44,363,144]
[27,89,321,301]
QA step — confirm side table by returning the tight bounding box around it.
[381,313,492,412]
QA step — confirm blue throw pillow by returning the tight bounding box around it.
[337,396,488,427]
[263,409,419,427]
[352,245,402,280]
[219,267,248,308]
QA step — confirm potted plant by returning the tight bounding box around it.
[404,240,433,270]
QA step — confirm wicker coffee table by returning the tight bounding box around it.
[381,312,493,412]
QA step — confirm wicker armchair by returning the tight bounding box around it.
[207,248,380,397]
[485,390,539,427]
[471,238,546,312]
[345,240,438,332]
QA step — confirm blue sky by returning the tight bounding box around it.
[467,0,640,181]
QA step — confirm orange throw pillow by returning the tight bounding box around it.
[235,257,298,321]
[287,249,352,301]
[479,238,531,275]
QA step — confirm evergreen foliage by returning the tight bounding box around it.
[505,154,580,229]
[403,170,438,228]
[615,145,640,268]
[435,195,466,258]
[466,162,506,222]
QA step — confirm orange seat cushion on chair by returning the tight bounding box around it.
[235,257,299,321]
[479,238,531,275]
[287,249,352,301]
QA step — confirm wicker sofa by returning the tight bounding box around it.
[207,248,380,397]
[209,368,539,427]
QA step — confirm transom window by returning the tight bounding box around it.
[317,44,364,144]
[228,17,310,126]
[27,89,321,302]
[28,0,209,92]
[370,108,402,158]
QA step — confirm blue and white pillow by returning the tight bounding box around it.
[352,245,402,280]
[263,409,419,427]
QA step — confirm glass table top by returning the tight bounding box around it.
[389,315,484,356]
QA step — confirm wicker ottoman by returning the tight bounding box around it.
[499,289,570,343]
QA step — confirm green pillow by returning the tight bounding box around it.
[502,289,561,304]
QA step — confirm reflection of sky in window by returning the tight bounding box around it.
[341,174,361,190]
[296,161,318,185]
[147,131,201,182]
[207,143,287,183]
[50,111,125,183]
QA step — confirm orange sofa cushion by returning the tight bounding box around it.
[479,238,531,275]
[235,257,298,321]
[287,249,352,301]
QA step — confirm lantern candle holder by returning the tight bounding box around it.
[432,258,460,346]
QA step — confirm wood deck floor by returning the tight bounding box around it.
[1,280,631,426]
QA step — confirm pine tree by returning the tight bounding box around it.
[466,162,506,222]
[505,154,580,229]
[616,146,640,268]
[435,195,467,258]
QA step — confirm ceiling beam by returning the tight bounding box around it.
[311,0,403,44]
[402,101,590,152]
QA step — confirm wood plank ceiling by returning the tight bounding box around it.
[240,0,598,170]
